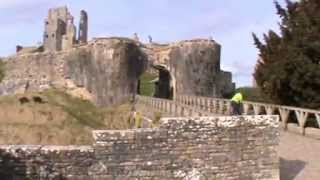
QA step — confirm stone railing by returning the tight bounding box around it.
[176,95,320,137]
[136,95,214,117]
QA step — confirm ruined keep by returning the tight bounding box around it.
[0,6,234,107]
[142,40,235,99]
[43,7,88,52]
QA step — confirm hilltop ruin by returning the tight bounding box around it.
[0,6,234,107]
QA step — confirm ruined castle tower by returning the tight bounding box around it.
[78,10,88,44]
[43,7,76,51]
[62,17,77,50]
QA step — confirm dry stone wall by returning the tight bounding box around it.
[0,116,280,179]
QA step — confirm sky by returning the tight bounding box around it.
[0,0,286,87]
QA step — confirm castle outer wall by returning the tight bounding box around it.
[0,38,147,107]
[0,38,234,107]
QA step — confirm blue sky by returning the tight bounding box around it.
[0,0,285,87]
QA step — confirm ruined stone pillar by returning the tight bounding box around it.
[78,10,88,44]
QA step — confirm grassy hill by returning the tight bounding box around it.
[0,90,132,145]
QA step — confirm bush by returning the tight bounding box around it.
[236,87,271,103]
[0,59,5,83]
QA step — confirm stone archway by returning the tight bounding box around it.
[152,65,174,100]
[137,65,175,100]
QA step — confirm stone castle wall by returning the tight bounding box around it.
[0,38,234,107]
[0,38,147,107]
[0,116,280,179]
[169,40,223,97]
[144,39,234,98]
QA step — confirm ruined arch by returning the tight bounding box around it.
[138,64,175,100]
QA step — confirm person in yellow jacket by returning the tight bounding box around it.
[230,92,243,115]
[133,111,143,128]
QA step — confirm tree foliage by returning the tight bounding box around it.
[0,59,5,83]
[253,0,320,109]
[236,87,271,103]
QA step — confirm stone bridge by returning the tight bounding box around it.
[137,95,320,180]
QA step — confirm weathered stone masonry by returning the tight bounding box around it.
[0,116,280,179]
[1,7,235,107]
[0,38,147,107]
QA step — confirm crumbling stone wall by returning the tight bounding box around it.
[143,39,235,98]
[0,38,147,107]
[0,38,234,107]
[0,116,280,179]
[64,38,147,106]
[44,7,74,51]
[78,10,88,44]
[43,7,88,52]
[4,6,235,107]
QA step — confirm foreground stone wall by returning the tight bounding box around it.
[0,146,95,179]
[0,116,280,179]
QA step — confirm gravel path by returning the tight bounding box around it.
[280,131,320,180]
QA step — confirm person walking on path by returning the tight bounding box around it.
[230,92,243,115]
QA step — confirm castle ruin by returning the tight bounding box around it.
[0,6,234,107]
[0,6,282,180]
[43,6,88,52]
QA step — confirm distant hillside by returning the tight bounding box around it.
[0,90,132,145]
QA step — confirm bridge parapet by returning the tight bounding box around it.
[176,95,320,137]
[137,95,215,117]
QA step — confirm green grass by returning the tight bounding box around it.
[0,89,133,145]
[139,72,158,96]
[42,90,106,129]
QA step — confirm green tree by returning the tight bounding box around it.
[0,59,5,83]
[253,0,320,109]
